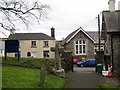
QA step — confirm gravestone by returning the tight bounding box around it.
[39,67,46,86]
[45,60,51,74]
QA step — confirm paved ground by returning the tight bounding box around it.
[64,66,99,88]
[64,65,119,88]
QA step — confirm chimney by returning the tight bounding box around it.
[108,0,115,12]
[51,27,55,39]
[118,1,120,10]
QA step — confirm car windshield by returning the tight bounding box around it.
[86,59,96,62]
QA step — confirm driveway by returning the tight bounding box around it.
[64,66,100,88]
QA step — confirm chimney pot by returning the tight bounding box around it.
[108,0,115,12]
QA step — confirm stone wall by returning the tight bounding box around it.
[112,34,120,78]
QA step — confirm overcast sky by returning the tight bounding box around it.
[0,0,120,40]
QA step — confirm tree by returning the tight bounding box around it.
[0,0,50,35]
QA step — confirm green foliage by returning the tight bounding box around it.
[2,57,55,69]
[61,58,72,72]
[2,66,65,88]
[100,84,120,89]
[2,57,72,72]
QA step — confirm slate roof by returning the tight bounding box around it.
[62,27,104,45]
[102,10,120,33]
[8,33,55,40]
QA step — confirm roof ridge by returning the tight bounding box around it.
[86,31,98,32]
[8,32,55,40]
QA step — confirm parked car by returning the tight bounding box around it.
[73,57,79,63]
[77,58,96,67]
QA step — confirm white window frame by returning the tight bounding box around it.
[43,41,49,47]
[31,41,36,47]
[94,45,104,54]
[43,51,50,58]
[74,40,86,55]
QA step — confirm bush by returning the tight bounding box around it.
[2,57,55,69]
[61,58,72,72]
[2,57,72,72]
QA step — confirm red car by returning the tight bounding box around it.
[73,57,79,63]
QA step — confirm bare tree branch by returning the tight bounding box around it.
[0,0,50,35]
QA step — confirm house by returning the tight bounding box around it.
[7,28,56,58]
[101,0,120,74]
[101,11,120,72]
[61,27,104,61]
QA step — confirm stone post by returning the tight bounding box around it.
[45,60,51,74]
[39,67,46,86]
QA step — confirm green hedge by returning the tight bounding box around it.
[2,57,55,69]
[61,58,72,72]
[2,57,72,72]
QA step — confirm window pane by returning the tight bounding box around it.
[76,41,78,44]
[76,45,78,50]
[95,49,97,52]
[79,45,82,50]
[79,45,82,53]
[79,40,82,44]
[43,51,49,58]
[31,41,36,47]
[44,41,49,47]
[83,40,85,44]
[76,50,78,54]
[83,45,86,53]
[76,45,78,54]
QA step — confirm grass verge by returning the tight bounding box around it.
[100,84,120,89]
[2,65,65,88]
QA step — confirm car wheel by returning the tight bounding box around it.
[77,65,80,67]
[81,64,84,67]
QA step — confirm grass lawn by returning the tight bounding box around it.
[100,84,120,89]
[2,65,65,88]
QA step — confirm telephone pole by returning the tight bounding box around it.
[98,14,100,51]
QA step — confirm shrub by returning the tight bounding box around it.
[61,58,72,72]
[2,57,72,72]
[2,57,55,69]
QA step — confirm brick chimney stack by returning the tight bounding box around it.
[51,27,55,39]
[108,0,115,12]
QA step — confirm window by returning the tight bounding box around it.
[94,45,104,54]
[15,52,20,57]
[43,41,49,47]
[1,50,2,53]
[43,51,50,58]
[31,41,36,47]
[31,52,36,58]
[27,52,31,57]
[75,40,86,55]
